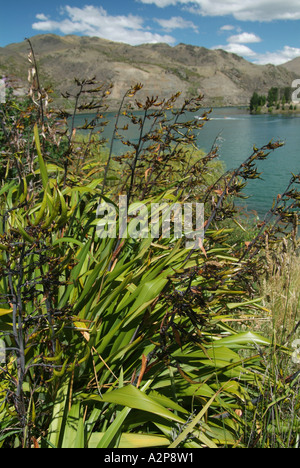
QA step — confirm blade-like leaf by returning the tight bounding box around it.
[47,378,70,449]
[213,331,271,348]
[227,297,264,310]
[0,308,13,317]
[169,392,219,448]
[96,406,130,448]
[84,385,185,424]
[61,402,83,449]
[89,432,169,448]
[34,124,49,190]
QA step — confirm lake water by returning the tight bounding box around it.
[73,107,300,218]
[196,107,300,218]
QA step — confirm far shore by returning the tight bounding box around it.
[250,104,300,116]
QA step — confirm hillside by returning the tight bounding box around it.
[0,34,298,108]
[282,56,300,75]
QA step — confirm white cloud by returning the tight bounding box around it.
[32,5,176,46]
[212,41,300,64]
[138,0,179,6]
[155,16,198,32]
[35,13,49,21]
[138,0,300,22]
[254,46,300,65]
[212,30,261,59]
[220,25,235,31]
[212,43,257,58]
[228,32,262,44]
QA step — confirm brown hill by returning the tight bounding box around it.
[282,56,300,75]
[0,34,297,108]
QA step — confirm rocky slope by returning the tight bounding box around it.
[0,34,298,108]
[282,56,300,75]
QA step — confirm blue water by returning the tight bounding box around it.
[73,107,300,218]
[194,108,300,217]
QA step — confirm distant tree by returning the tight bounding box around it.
[267,87,279,107]
[284,86,292,103]
[250,92,259,113]
[260,95,267,106]
[250,91,266,113]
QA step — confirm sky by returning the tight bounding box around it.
[1,0,300,65]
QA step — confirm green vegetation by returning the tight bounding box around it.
[249,92,266,113]
[0,43,299,448]
[250,86,297,114]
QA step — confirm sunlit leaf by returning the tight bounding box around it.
[0,309,13,317]
[88,432,169,448]
[84,385,185,424]
[213,331,271,348]
[34,124,49,190]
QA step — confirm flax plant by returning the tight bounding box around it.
[0,44,300,448]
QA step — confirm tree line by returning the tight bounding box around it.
[250,86,296,113]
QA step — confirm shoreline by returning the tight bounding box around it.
[250,105,300,116]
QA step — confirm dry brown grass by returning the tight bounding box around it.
[259,237,300,345]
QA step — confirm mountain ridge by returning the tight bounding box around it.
[282,56,300,75]
[0,34,298,109]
